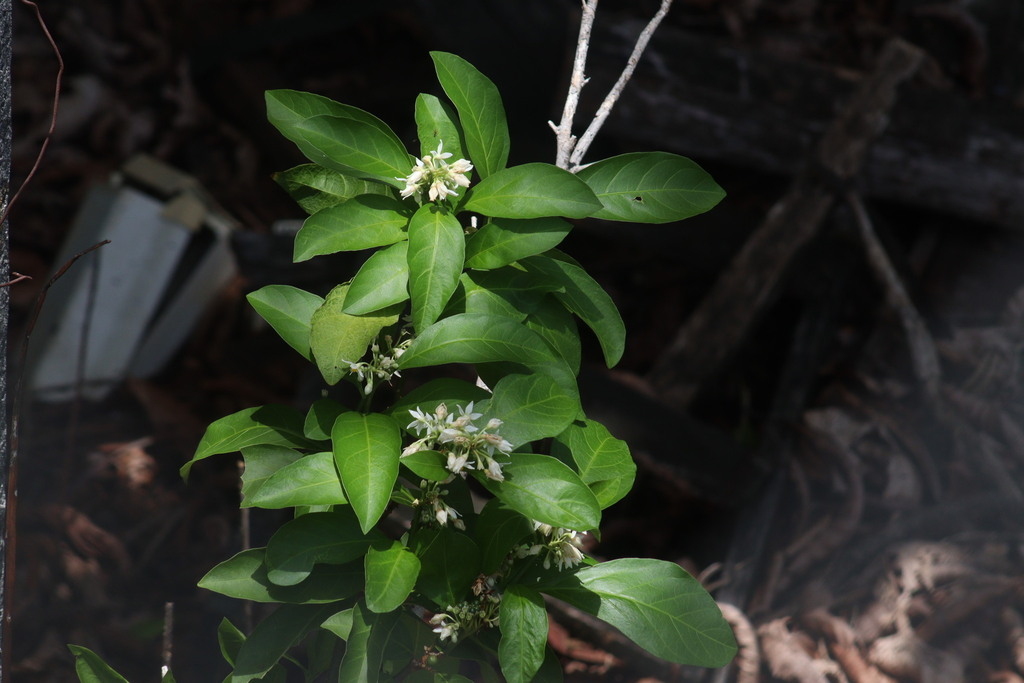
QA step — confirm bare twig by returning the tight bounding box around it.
[0,0,63,227]
[568,0,674,171]
[551,0,598,170]
[162,601,174,679]
[551,0,675,171]
[0,273,30,288]
[846,191,942,406]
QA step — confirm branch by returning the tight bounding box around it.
[551,0,599,170]
[568,0,674,171]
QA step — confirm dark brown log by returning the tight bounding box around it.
[647,37,924,407]
[590,24,1024,231]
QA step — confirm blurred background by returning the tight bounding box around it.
[6,0,1024,680]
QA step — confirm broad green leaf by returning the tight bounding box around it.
[333,412,402,533]
[411,528,481,608]
[199,548,363,604]
[576,152,725,223]
[246,451,347,509]
[239,445,303,504]
[463,164,601,219]
[303,399,347,440]
[337,603,402,683]
[465,217,572,270]
[524,298,581,374]
[499,585,548,683]
[415,93,466,161]
[389,378,490,431]
[364,541,421,613]
[399,449,451,482]
[554,420,636,509]
[344,241,410,314]
[293,114,411,186]
[273,163,392,215]
[67,645,130,683]
[539,559,737,667]
[398,313,578,402]
[476,454,600,531]
[444,268,561,322]
[431,52,509,179]
[184,405,315,479]
[232,603,340,682]
[265,510,383,586]
[294,195,409,262]
[487,374,577,447]
[522,254,625,367]
[408,204,465,331]
[477,500,533,574]
[321,608,354,640]
[218,618,245,666]
[533,647,565,683]
[309,284,402,385]
[247,285,323,360]
[266,90,407,165]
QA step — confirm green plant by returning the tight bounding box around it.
[72,50,734,682]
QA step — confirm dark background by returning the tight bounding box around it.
[7,0,1024,680]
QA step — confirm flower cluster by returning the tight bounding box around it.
[403,402,513,480]
[517,522,587,571]
[342,334,410,396]
[429,582,501,644]
[412,479,465,530]
[398,141,473,202]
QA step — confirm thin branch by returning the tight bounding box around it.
[568,0,674,171]
[0,0,63,226]
[552,0,599,169]
[0,273,30,288]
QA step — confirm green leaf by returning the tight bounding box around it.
[408,204,466,331]
[533,647,565,683]
[293,114,411,186]
[273,163,393,215]
[344,241,410,314]
[321,608,354,641]
[265,510,383,586]
[294,195,409,262]
[184,405,315,479]
[333,412,402,534]
[522,254,625,368]
[444,268,561,322]
[576,152,725,223]
[554,420,636,509]
[67,645,130,683]
[540,559,737,666]
[399,449,451,482]
[239,445,303,504]
[487,374,577,447]
[309,284,403,385]
[247,285,323,361]
[246,451,347,509]
[465,217,572,270]
[232,603,340,682]
[389,379,490,435]
[415,93,466,161]
[266,90,406,167]
[499,585,548,683]
[364,541,421,613]
[477,454,600,531]
[337,603,402,683]
[199,548,363,604]
[477,499,533,574]
[524,298,581,375]
[303,399,347,440]
[411,528,481,608]
[463,164,601,219]
[218,618,246,667]
[430,52,509,179]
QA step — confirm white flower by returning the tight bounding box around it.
[429,612,460,643]
[484,458,505,481]
[397,140,473,203]
[446,452,472,474]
